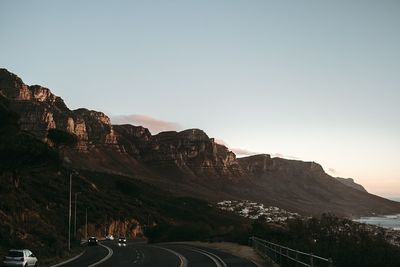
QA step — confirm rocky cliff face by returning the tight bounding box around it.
[82,219,143,239]
[0,69,241,178]
[111,125,244,179]
[144,129,244,179]
[0,69,118,151]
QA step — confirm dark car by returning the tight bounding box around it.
[88,237,98,246]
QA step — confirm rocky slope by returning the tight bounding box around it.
[238,154,400,216]
[2,68,400,217]
[335,177,367,192]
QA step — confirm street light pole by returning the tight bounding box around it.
[74,192,81,239]
[85,208,88,240]
[68,172,72,251]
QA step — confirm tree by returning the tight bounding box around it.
[47,128,78,148]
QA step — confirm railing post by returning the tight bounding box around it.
[251,237,332,267]
[310,253,314,267]
[286,247,289,266]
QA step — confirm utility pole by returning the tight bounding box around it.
[68,172,72,251]
[74,192,81,238]
[85,208,88,240]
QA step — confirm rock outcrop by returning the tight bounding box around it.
[83,219,143,239]
[144,129,244,179]
[0,68,118,151]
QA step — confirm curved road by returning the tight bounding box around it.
[55,240,258,267]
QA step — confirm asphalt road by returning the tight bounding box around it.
[55,240,259,267]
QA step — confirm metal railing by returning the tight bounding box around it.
[249,236,333,267]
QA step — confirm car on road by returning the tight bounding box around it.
[87,237,98,246]
[105,235,114,240]
[2,249,38,267]
[118,237,127,247]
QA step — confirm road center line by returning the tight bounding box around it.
[88,242,114,267]
[150,245,188,267]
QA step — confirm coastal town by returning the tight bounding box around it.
[217,200,301,222]
[217,200,400,247]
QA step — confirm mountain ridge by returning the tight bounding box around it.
[1,68,400,217]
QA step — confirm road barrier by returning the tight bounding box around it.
[249,236,333,267]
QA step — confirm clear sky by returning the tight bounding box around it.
[1,1,399,198]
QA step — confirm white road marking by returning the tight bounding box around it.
[188,247,228,267]
[150,245,188,267]
[88,242,114,267]
[50,250,86,267]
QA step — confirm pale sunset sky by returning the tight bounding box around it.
[1,1,399,198]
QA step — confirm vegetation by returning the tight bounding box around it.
[0,97,59,173]
[250,214,400,267]
[81,171,249,243]
[47,128,77,148]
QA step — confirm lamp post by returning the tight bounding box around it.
[68,172,72,251]
[68,170,78,251]
[74,192,81,239]
[85,208,88,240]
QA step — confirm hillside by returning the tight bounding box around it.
[0,95,248,262]
[1,68,400,217]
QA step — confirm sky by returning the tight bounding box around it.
[1,1,399,198]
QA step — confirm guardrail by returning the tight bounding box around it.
[249,236,333,267]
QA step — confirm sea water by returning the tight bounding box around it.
[354,214,400,230]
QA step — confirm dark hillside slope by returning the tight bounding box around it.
[238,155,400,216]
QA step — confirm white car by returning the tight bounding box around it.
[2,249,38,267]
[105,235,114,240]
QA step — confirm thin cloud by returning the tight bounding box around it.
[327,168,337,174]
[111,114,181,134]
[214,138,259,156]
[215,138,300,159]
[231,147,259,156]
[270,153,299,160]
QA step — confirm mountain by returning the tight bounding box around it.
[335,177,367,192]
[237,154,399,216]
[0,93,247,261]
[1,68,400,217]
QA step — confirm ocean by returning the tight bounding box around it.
[354,214,400,230]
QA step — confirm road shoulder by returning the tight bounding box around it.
[180,241,268,267]
[49,249,86,267]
